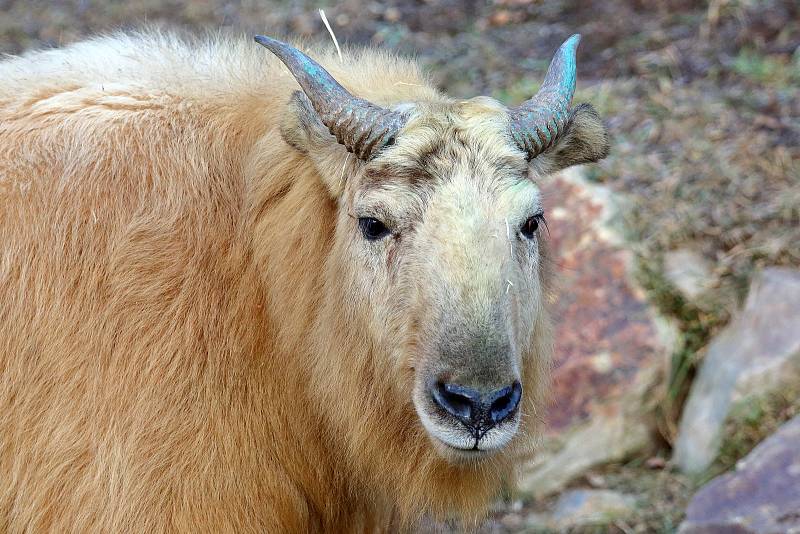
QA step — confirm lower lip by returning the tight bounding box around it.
[436,437,490,455]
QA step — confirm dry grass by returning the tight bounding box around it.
[708,381,800,483]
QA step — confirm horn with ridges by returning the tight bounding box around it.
[254,35,406,160]
[509,34,580,159]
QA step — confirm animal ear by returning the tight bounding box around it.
[280,91,331,155]
[532,103,610,175]
[280,91,353,198]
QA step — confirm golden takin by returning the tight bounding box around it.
[0,30,609,532]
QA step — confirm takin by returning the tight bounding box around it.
[0,30,609,532]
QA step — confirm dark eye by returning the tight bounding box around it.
[520,215,542,239]
[358,217,391,240]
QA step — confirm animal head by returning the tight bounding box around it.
[256,35,608,467]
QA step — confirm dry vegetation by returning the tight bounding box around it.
[2,1,797,532]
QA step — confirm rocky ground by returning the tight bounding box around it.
[2,1,798,532]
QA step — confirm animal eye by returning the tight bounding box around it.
[520,215,542,239]
[358,217,391,241]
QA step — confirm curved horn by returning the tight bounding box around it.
[254,35,405,160]
[509,34,580,159]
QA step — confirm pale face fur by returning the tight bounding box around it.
[336,98,546,460]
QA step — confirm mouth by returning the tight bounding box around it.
[423,423,520,464]
[432,437,493,462]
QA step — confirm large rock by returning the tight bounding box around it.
[674,268,800,474]
[518,168,674,497]
[679,415,800,534]
[519,388,652,498]
[542,170,670,432]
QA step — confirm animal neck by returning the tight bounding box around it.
[243,137,366,524]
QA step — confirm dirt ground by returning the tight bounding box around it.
[2,1,798,532]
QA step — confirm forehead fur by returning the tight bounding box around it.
[362,96,528,195]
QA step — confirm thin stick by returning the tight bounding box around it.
[318,9,342,62]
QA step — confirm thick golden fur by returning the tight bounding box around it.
[0,31,602,532]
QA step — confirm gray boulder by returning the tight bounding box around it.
[674,267,800,474]
[679,415,800,534]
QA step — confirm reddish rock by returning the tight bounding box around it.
[518,169,671,497]
[679,415,800,534]
[542,170,667,432]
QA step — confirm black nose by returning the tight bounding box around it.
[430,380,522,433]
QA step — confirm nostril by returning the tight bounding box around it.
[488,381,522,425]
[430,382,480,423]
[429,380,522,431]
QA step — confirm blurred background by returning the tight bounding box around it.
[2,1,797,532]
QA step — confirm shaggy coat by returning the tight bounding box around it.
[0,31,606,532]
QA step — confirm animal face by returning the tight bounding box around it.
[340,99,549,459]
[258,34,608,465]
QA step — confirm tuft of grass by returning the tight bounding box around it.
[634,258,729,443]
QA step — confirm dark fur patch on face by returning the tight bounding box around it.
[363,126,527,200]
[362,164,434,191]
[492,155,529,178]
[416,140,445,171]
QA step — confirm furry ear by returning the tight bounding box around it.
[532,103,610,175]
[281,91,353,198]
[280,91,331,155]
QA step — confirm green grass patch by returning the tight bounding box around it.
[634,257,729,439]
[731,48,800,87]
